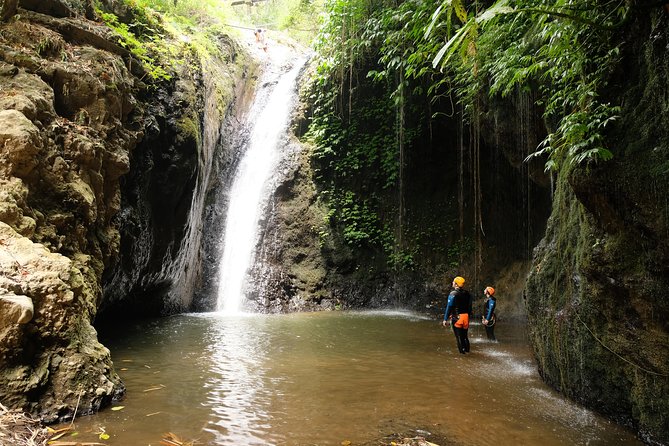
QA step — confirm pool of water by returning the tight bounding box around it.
[70,310,641,445]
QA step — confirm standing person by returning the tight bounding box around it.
[482,286,497,341]
[442,276,473,354]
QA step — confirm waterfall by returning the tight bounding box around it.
[154,62,223,309]
[216,56,305,314]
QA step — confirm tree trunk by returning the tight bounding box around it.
[1,0,18,21]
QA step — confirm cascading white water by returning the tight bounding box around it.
[154,62,223,309]
[216,56,305,314]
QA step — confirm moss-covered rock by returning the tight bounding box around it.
[0,10,138,420]
[526,11,669,445]
[0,3,250,421]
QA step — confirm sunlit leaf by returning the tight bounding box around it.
[424,1,448,39]
[432,20,473,68]
[452,0,468,23]
[477,3,514,24]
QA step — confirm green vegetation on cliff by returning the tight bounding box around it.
[303,0,628,275]
[302,1,669,443]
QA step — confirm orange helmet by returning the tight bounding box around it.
[453,276,465,287]
[485,286,495,296]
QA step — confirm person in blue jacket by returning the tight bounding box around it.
[482,286,497,341]
[442,276,473,354]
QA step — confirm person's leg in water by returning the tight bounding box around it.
[462,328,470,352]
[485,323,496,341]
[452,324,465,353]
[454,314,470,353]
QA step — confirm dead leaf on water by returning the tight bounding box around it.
[110,406,125,411]
[46,425,76,441]
[160,431,196,446]
[48,431,68,441]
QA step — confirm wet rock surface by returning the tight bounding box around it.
[525,12,669,445]
[0,4,247,421]
[0,10,137,420]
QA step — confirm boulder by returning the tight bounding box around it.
[0,110,41,177]
[0,293,33,326]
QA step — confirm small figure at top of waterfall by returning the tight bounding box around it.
[254,28,268,51]
[254,28,263,43]
[482,286,497,341]
[442,276,472,354]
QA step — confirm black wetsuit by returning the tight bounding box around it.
[483,296,497,341]
[443,288,473,353]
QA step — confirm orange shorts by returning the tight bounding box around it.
[453,313,469,329]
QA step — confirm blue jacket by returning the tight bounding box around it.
[443,288,472,321]
[484,296,496,320]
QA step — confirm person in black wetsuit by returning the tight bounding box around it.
[442,276,473,354]
[482,286,497,341]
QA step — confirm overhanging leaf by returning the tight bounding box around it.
[453,0,468,23]
[432,20,473,68]
[424,1,448,39]
[477,3,515,24]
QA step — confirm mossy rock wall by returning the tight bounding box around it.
[526,12,669,445]
[0,4,250,422]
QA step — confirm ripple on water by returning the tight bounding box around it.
[76,314,642,446]
[528,387,598,428]
[346,309,433,321]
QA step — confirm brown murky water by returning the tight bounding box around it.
[70,310,642,445]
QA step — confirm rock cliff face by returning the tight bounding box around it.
[0,6,137,420]
[0,0,248,421]
[99,36,250,320]
[252,73,552,318]
[526,12,669,445]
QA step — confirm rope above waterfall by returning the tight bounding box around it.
[219,23,318,32]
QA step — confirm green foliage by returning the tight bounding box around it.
[322,190,384,248]
[423,0,628,170]
[316,0,627,172]
[388,248,416,270]
[243,0,325,45]
[129,0,232,25]
[528,103,618,170]
[305,0,630,275]
[97,8,172,81]
[96,0,272,85]
[306,0,432,271]
[446,237,474,268]
[363,0,444,101]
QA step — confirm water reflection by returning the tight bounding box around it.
[201,315,274,444]
[80,311,642,446]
